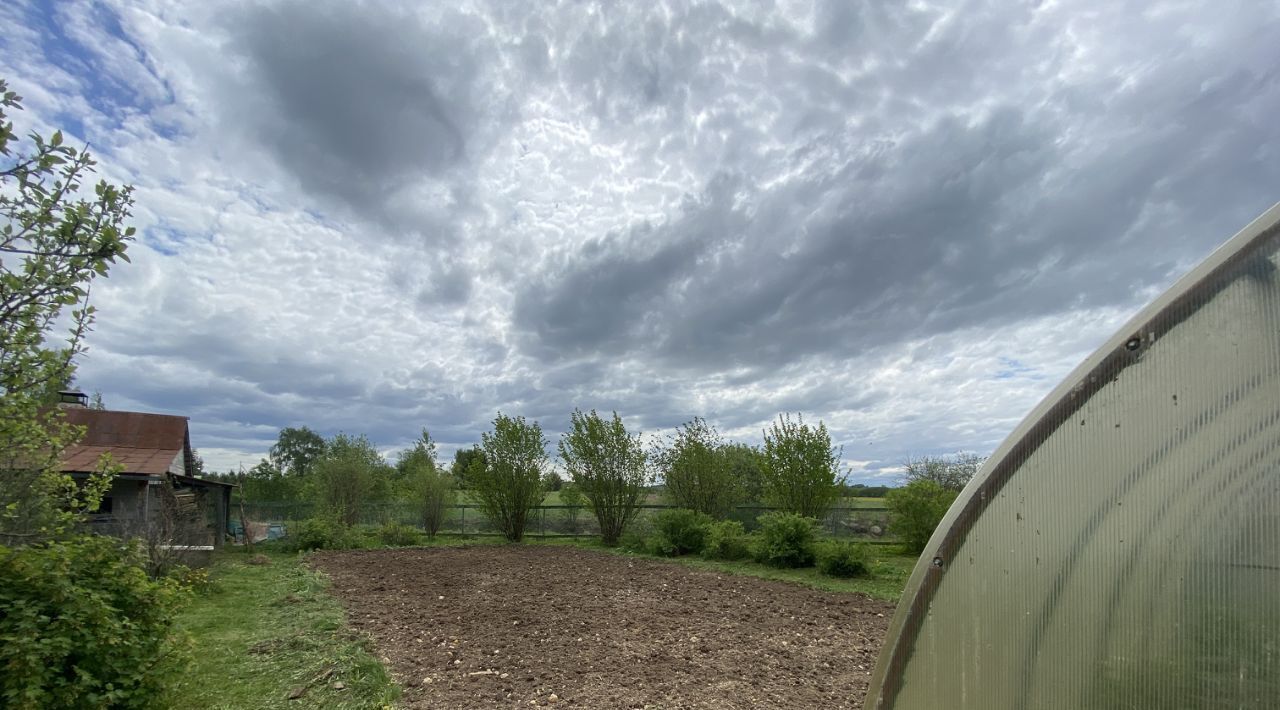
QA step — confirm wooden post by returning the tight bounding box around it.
[239,495,254,553]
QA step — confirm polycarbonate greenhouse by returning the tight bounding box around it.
[866,202,1280,709]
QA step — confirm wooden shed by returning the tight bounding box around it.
[59,404,234,548]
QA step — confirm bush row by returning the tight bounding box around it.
[624,509,874,579]
[274,512,887,570]
[275,517,431,552]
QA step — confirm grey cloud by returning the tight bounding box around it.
[225,2,497,223]
[514,108,1067,368]
[387,252,474,307]
[512,1,1280,373]
[514,228,697,359]
[514,172,750,361]
[417,262,473,306]
[95,322,369,402]
[561,10,705,125]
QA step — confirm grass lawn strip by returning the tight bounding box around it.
[165,550,398,709]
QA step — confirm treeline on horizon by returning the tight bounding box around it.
[196,409,981,562]
[198,412,899,506]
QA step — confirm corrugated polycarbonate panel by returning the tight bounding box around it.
[866,203,1280,710]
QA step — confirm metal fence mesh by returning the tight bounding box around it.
[239,501,896,542]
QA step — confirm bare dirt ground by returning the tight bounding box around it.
[309,545,894,709]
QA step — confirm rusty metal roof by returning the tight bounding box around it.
[62,445,180,476]
[59,409,189,476]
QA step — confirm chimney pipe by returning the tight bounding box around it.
[57,390,89,408]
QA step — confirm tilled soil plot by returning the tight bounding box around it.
[310,546,894,709]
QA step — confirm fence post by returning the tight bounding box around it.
[461,505,466,537]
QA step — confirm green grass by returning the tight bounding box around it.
[532,536,918,601]
[163,550,399,709]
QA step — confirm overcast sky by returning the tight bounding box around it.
[3,0,1277,483]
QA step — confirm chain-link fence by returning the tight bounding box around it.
[240,501,896,543]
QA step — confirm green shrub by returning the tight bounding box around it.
[761,414,843,518]
[653,418,740,519]
[312,433,392,526]
[285,516,362,551]
[559,483,586,534]
[753,512,817,568]
[0,536,189,709]
[884,480,959,554]
[701,520,753,561]
[470,414,548,542]
[652,508,713,556]
[377,522,424,547]
[559,409,650,546]
[617,515,654,553]
[815,540,872,578]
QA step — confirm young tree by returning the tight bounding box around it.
[653,417,739,519]
[269,426,326,477]
[238,459,302,502]
[0,78,185,706]
[189,448,206,477]
[451,446,484,489]
[761,413,844,518]
[393,429,437,487]
[541,471,564,492]
[885,480,959,554]
[558,409,649,546]
[559,482,585,534]
[721,442,767,504]
[310,433,390,526]
[116,485,203,579]
[0,78,134,542]
[470,414,547,542]
[902,452,985,492]
[397,430,454,536]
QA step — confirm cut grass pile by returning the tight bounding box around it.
[163,550,398,709]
